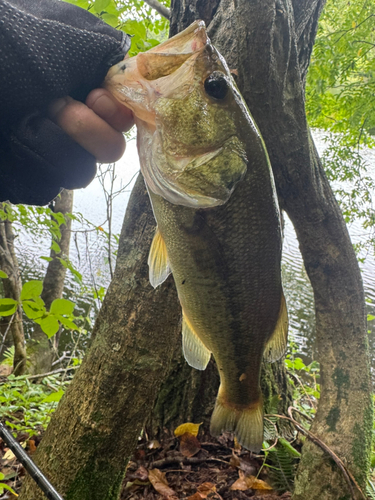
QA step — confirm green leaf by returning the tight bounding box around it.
[0,298,18,317]
[0,270,8,278]
[22,300,45,320]
[93,0,110,13]
[42,389,65,403]
[20,280,43,300]
[40,256,53,262]
[57,316,78,330]
[40,315,60,338]
[51,241,61,254]
[101,13,119,27]
[0,483,18,495]
[50,299,75,316]
[293,358,307,370]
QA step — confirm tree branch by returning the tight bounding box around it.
[142,0,170,19]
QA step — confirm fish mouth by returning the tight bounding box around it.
[144,136,248,209]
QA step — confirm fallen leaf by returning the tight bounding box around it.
[230,471,273,492]
[247,476,273,491]
[230,473,249,491]
[0,365,12,376]
[197,482,216,497]
[174,422,202,437]
[133,466,148,481]
[148,439,160,449]
[229,453,241,468]
[187,494,204,500]
[28,440,37,454]
[3,448,15,461]
[179,432,201,457]
[148,468,177,498]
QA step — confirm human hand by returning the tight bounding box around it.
[49,89,134,165]
[0,0,132,205]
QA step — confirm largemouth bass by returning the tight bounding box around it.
[105,21,247,208]
[105,21,288,452]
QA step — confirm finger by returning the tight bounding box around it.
[85,88,134,133]
[49,97,126,164]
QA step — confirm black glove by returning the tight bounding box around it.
[0,0,131,205]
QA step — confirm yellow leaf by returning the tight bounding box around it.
[358,48,362,56]
[246,475,273,491]
[174,422,202,437]
[3,448,15,461]
[230,471,272,492]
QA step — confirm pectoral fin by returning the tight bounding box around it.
[182,312,211,370]
[263,293,288,363]
[148,227,171,288]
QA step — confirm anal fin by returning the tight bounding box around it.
[263,292,288,363]
[148,227,171,288]
[182,312,211,370]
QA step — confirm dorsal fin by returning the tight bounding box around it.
[263,293,288,363]
[148,227,171,288]
[182,311,211,370]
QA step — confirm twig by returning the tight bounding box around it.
[25,365,79,380]
[151,456,230,469]
[271,408,366,500]
[142,0,170,19]
[51,351,68,367]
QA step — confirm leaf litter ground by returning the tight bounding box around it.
[0,423,292,499]
[120,426,292,500]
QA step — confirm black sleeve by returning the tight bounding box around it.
[0,0,131,205]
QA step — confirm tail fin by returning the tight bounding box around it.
[210,393,264,453]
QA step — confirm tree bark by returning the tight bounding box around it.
[0,210,26,375]
[27,189,74,374]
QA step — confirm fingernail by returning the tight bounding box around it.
[48,96,72,118]
[91,94,118,120]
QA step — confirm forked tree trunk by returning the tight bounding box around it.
[27,189,74,374]
[19,1,372,499]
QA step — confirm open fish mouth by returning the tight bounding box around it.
[143,136,248,208]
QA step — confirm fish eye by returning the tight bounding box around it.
[204,72,228,100]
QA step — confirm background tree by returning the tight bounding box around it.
[0,207,27,375]
[27,189,74,375]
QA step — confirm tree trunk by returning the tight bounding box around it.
[27,189,74,374]
[0,210,26,375]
